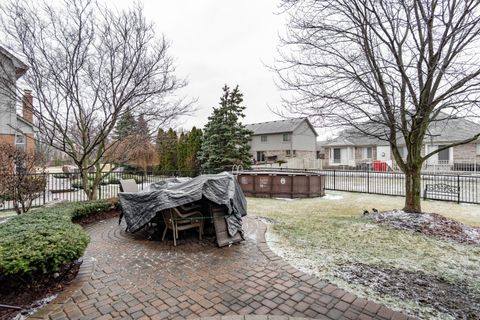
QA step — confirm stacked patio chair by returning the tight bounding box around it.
[161,207,204,246]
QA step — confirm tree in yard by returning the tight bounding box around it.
[0,0,192,200]
[176,131,188,175]
[185,127,203,175]
[275,0,480,212]
[108,114,158,174]
[199,85,253,171]
[157,128,178,173]
[113,111,137,141]
[0,143,46,214]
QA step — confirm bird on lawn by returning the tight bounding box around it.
[363,209,369,215]
[372,208,378,213]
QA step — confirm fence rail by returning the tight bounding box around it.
[317,169,479,204]
[0,171,193,212]
[1,169,479,212]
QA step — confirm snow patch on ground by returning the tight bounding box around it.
[365,210,480,244]
[323,193,344,200]
[13,294,58,320]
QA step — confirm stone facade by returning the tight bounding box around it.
[453,143,480,161]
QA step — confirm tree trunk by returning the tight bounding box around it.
[404,167,422,213]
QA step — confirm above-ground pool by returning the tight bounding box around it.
[237,171,325,198]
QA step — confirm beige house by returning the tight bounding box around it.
[0,45,35,154]
[245,118,318,163]
[323,117,480,171]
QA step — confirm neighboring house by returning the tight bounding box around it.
[245,118,318,163]
[0,45,35,153]
[323,117,480,171]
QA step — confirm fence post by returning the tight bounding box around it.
[367,171,370,193]
[43,173,47,205]
[333,170,336,190]
[457,174,460,204]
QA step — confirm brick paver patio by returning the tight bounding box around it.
[30,216,413,320]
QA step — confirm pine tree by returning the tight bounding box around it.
[199,85,253,171]
[114,110,137,140]
[136,115,149,137]
[186,127,203,175]
[158,128,178,172]
[176,131,188,175]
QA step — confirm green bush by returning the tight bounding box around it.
[0,199,116,276]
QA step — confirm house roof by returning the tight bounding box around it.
[245,118,318,136]
[325,115,480,147]
[0,45,28,79]
[425,116,480,143]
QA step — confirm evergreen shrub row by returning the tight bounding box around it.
[0,199,117,276]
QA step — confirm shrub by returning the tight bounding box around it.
[0,199,116,276]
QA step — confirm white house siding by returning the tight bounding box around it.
[292,121,317,151]
[0,54,17,135]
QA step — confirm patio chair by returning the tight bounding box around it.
[119,179,138,225]
[119,179,138,193]
[161,207,204,246]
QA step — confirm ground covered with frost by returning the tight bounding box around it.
[365,210,480,245]
[249,192,480,320]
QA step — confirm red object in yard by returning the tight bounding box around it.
[373,160,387,172]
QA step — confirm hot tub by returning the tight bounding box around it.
[237,171,325,198]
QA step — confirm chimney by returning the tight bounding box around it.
[22,89,33,123]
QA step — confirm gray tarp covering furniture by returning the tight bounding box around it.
[118,172,247,237]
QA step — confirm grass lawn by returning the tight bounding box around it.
[247,192,480,319]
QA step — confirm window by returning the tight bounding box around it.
[292,150,296,156]
[15,134,26,152]
[438,145,450,162]
[286,150,291,156]
[333,148,341,163]
[260,135,267,142]
[363,147,372,160]
[256,151,265,162]
[16,134,25,144]
[283,133,291,142]
[477,144,480,155]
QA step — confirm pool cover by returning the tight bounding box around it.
[118,172,247,237]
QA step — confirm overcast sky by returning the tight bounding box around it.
[115,0,288,132]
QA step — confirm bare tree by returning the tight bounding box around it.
[1,0,193,200]
[0,143,46,214]
[275,0,480,212]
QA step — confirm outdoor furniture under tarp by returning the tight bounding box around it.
[118,172,247,247]
[161,207,204,246]
[119,179,138,193]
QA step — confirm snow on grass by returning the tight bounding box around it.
[249,192,480,319]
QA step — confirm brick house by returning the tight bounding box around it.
[245,118,318,163]
[0,45,35,153]
[322,117,480,171]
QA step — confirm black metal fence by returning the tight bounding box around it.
[1,169,479,212]
[241,168,480,204]
[0,171,196,212]
[317,170,480,204]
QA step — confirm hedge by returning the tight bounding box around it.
[0,199,117,276]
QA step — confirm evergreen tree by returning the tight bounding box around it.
[114,110,137,140]
[186,127,203,175]
[199,85,252,171]
[176,131,188,174]
[136,115,149,137]
[159,128,178,172]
